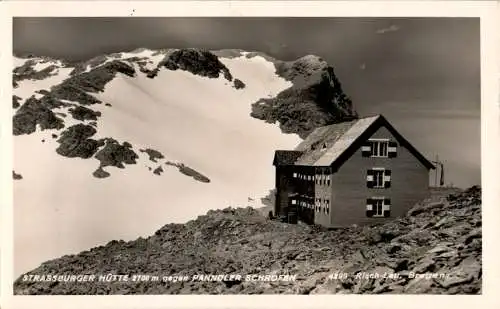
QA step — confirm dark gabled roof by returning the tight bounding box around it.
[289,114,435,170]
[273,150,304,166]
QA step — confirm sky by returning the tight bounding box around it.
[12,17,481,188]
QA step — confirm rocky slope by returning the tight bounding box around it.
[13,186,481,295]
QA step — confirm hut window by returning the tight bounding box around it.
[367,168,391,188]
[293,172,297,178]
[365,139,390,157]
[366,197,390,217]
[291,199,296,205]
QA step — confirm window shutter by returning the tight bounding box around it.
[383,198,391,217]
[366,170,374,188]
[362,141,372,157]
[388,141,398,158]
[384,170,392,188]
[366,198,374,217]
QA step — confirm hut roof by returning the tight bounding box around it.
[273,114,435,170]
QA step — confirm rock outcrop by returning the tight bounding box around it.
[233,78,245,89]
[94,139,139,169]
[68,106,102,121]
[55,124,102,159]
[250,55,357,138]
[140,148,165,163]
[92,167,110,179]
[165,161,211,183]
[13,97,65,136]
[13,186,481,295]
[13,95,21,109]
[161,48,233,81]
[13,59,58,88]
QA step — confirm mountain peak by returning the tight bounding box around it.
[295,54,327,66]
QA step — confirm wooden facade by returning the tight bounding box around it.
[272,115,435,228]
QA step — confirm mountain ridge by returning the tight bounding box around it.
[13,47,358,176]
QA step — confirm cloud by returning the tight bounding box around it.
[376,24,400,34]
